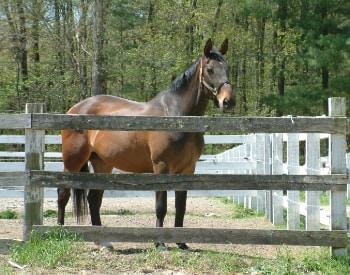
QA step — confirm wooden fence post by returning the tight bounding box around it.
[255,134,266,214]
[287,133,300,230]
[272,133,284,225]
[23,103,45,241]
[328,97,347,257]
[264,134,273,222]
[306,133,320,230]
[346,153,350,199]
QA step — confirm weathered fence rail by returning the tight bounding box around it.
[0,98,348,257]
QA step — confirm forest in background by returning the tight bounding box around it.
[0,0,349,117]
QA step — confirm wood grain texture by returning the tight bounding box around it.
[30,114,347,134]
[0,114,31,129]
[24,103,45,241]
[329,98,348,257]
[0,172,27,186]
[32,226,348,247]
[28,171,347,191]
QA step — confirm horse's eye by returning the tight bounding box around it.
[207,67,214,74]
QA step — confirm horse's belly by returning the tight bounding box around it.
[91,130,153,173]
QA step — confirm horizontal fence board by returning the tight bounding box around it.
[0,135,61,144]
[203,135,253,144]
[0,172,27,186]
[33,226,347,247]
[30,114,347,134]
[28,171,347,191]
[196,161,256,170]
[0,114,31,129]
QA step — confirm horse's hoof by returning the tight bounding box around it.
[155,242,168,252]
[177,243,189,250]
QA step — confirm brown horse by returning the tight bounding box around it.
[59,38,235,250]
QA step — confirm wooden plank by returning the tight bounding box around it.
[0,135,61,144]
[0,114,31,129]
[33,226,348,247]
[255,134,266,214]
[287,133,300,230]
[196,161,256,170]
[306,133,320,231]
[30,114,347,134]
[0,172,27,186]
[329,97,348,257]
[347,153,350,199]
[204,135,253,144]
[272,133,284,225]
[24,104,45,241]
[28,171,347,191]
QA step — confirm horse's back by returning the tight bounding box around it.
[67,95,148,115]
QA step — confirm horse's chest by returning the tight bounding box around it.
[149,132,204,171]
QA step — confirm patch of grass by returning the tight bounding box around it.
[217,197,264,219]
[134,248,250,274]
[43,209,57,218]
[0,209,17,219]
[10,226,83,268]
[101,208,133,215]
[250,242,350,274]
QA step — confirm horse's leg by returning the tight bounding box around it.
[153,161,168,250]
[57,188,70,225]
[89,153,113,248]
[175,191,189,250]
[61,129,91,224]
[174,165,195,250]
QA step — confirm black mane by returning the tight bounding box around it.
[169,59,200,93]
[169,50,225,93]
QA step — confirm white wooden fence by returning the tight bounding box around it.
[1,127,349,230]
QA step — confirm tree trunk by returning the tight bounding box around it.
[92,0,106,96]
[212,0,223,35]
[79,0,89,99]
[256,16,266,112]
[276,0,287,116]
[16,0,28,100]
[186,0,197,65]
[148,0,157,98]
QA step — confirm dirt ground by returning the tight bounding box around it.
[0,196,336,274]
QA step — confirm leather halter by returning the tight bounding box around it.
[197,57,230,104]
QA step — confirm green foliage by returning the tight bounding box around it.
[0,209,17,219]
[135,248,249,274]
[250,243,350,274]
[219,197,264,219]
[10,227,82,268]
[43,209,58,218]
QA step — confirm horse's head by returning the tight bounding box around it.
[200,38,235,112]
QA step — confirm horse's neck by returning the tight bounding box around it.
[159,67,209,116]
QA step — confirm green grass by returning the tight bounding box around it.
[0,209,17,219]
[218,197,264,219]
[10,227,83,268]
[134,248,250,274]
[300,191,350,206]
[250,243,350,275]
[43,209,57,218]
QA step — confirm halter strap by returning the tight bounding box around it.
[198,57,230,99]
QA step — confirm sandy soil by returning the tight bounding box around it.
[0,197,313,260]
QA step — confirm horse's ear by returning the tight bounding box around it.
[219,38,228,55]
[204,38,213,57]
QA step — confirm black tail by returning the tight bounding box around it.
[73,162,89,224]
